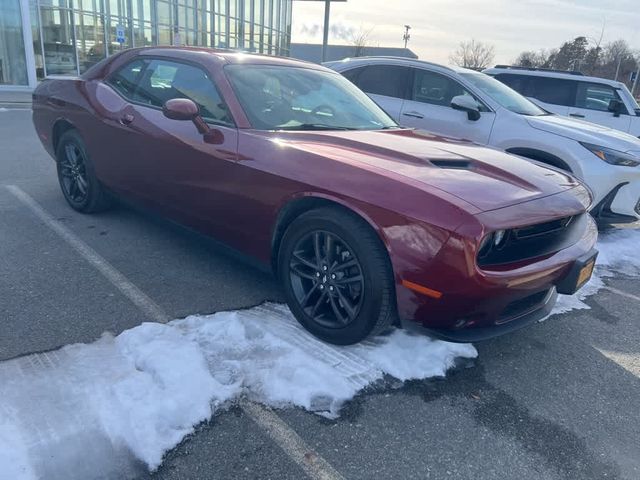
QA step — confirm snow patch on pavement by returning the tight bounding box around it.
[554,227,640,313]
[0,304,476,479]
[1,228,637,478]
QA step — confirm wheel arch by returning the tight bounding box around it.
[52,118,77,157]
[505,147,573,173]
[270,193,391,274]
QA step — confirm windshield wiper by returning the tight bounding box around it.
[276,123,357,131]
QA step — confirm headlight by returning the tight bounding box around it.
[493,229,507,248]
[478,230,508,258]
[580,142,640,167]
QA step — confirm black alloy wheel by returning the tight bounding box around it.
[289,230,365,328]
[279,207,396,345]
[59,142,90,207]
[56,130,112,213]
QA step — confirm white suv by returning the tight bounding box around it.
[327,57,640,223]
[483,66,640,138]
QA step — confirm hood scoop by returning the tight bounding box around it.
[430,159,472,170]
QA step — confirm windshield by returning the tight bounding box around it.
[225,64,398,131]
[460,72,547,116]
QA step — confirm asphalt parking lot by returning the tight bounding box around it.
[2,107,640,480]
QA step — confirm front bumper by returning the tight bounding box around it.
[591,182,640,224]
[396,213,599,343]
[583,166,640,223]
[409,288,558,342]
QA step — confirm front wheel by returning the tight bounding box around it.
[278,207,396,345]
[56,129,112,213]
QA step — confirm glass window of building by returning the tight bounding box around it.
[1,0,29,85]
[5,0,291,85]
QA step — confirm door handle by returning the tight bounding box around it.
[119,113,134,125]
[569,113,585,118]
[403,111,424,119]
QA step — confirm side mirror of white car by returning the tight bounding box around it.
[607,99,625,118]
[451,95,481,121]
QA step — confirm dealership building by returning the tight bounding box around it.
[0,0,293,93]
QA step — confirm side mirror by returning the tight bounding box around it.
[163,98,199,121]
[163,98,211,135]
[451,95,481,121]
[607,99,625,117]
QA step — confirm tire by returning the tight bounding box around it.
[278,207,396,345]
[56,129,112,213]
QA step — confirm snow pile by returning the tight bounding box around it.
[596,228,640,277]
[1,228,637,478]
[0,304,476,478]
[554,227,640,313]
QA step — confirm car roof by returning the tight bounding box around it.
[124,46,329,70]
[325,56,477,75]
[483,66,627,88]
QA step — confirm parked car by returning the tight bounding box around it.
[483,66,640,138]
[43,43,78,76]
[33,47,597,345]
[327,57,640,224]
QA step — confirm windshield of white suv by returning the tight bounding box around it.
[460,72,548,116]
[225,65,399,131]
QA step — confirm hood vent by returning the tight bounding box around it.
[430,159,472,170]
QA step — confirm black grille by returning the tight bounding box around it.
[513,216,574,240]
[478,213,586,267]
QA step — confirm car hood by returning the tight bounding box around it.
[526,114,640,153]
[271,129,581,213]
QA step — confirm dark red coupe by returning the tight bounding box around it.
[33,47,598,344]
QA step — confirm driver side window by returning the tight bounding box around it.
[412,69,486,111]
[576,82,627,113]
[109,58,234,126]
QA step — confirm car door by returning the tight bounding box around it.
[569,81,633,132]
[102,57,241,239]
[345,64,410,122]
[399,68,495,144]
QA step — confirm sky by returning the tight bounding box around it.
[290,0,640,65]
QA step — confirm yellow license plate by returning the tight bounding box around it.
[577,260,595,288]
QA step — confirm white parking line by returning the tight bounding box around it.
[5,184,344,480]
[242,401,345,480]
[5,185,170,324]
[603,286,640,303]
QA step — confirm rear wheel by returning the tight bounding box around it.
[278,207,396,345]
[56,130,111,213]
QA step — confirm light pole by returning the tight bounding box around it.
[403,25,411,49]
[294,0,347,63]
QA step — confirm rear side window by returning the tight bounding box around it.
[526,77,577,107]
[107,59,146,98]
[494,73,528,93]
[341,66,366,84]
[576,82,627,113]
[353,65,410,99]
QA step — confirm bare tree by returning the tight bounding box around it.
[449,39,496,70]
[349,27,375,57]
[514,49,555,68]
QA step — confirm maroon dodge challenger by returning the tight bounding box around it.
[32,47,598,345]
